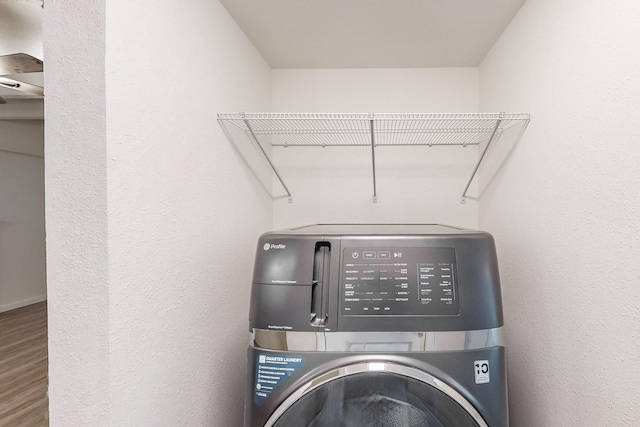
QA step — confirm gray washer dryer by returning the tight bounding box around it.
[245,224,507,427]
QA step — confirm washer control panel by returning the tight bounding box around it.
[342,247,459,316]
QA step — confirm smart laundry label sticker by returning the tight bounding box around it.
[474,359,490,384]
[254,354,305,406]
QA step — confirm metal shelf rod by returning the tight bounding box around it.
[461,119,502,203]
[370,119,378,203]
[244,119,293,202]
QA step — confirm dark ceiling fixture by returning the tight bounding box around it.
[0,53,44,104]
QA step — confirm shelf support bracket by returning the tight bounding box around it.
[369,118,378,203]
[244,119,293,203]
[461,118,502,203]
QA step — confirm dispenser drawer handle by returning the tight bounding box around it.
[310,242,330,326]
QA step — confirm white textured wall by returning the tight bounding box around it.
[0,120,46,312]
[106,1,272,426]
[44,0,109,424]
[272,68,479,229]
[45,0,272,426]
[479,1,640,425]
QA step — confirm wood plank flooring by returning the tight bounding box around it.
[0,302,48,426]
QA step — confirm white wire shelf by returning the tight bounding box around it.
[217,112,530,203]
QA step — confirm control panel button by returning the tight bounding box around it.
[377,251,391,260]
[362,251,376,260]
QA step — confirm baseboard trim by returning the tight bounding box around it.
[0,294,47,313]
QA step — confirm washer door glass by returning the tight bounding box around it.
[272,372,480,427]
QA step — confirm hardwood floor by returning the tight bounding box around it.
[0,302,48,426]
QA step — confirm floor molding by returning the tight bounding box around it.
[0,294,47,313]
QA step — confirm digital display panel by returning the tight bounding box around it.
[342,247,459,316]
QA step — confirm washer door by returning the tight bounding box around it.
[267,362,486,427]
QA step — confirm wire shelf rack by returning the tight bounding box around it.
[217,112,530,202]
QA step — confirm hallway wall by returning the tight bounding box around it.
[0,120,45,312]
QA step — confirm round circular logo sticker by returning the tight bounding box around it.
[263,243,270,251]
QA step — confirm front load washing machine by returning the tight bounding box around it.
[245,224,507,427]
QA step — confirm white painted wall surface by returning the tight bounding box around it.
[479,1,640,425]
[272,69,480,229]
[46,0,272,426]
[44,0,109,424]
[105,1,272,426]
[0,120,45,313]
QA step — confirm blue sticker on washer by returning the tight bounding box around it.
[254,354,305,406]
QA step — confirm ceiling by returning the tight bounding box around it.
[219,0,526,68]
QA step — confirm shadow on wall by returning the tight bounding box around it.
[466,120,530,202]
[499,241,549,425]
[218,118,286,201]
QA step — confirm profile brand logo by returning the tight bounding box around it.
[263,243,286,251]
